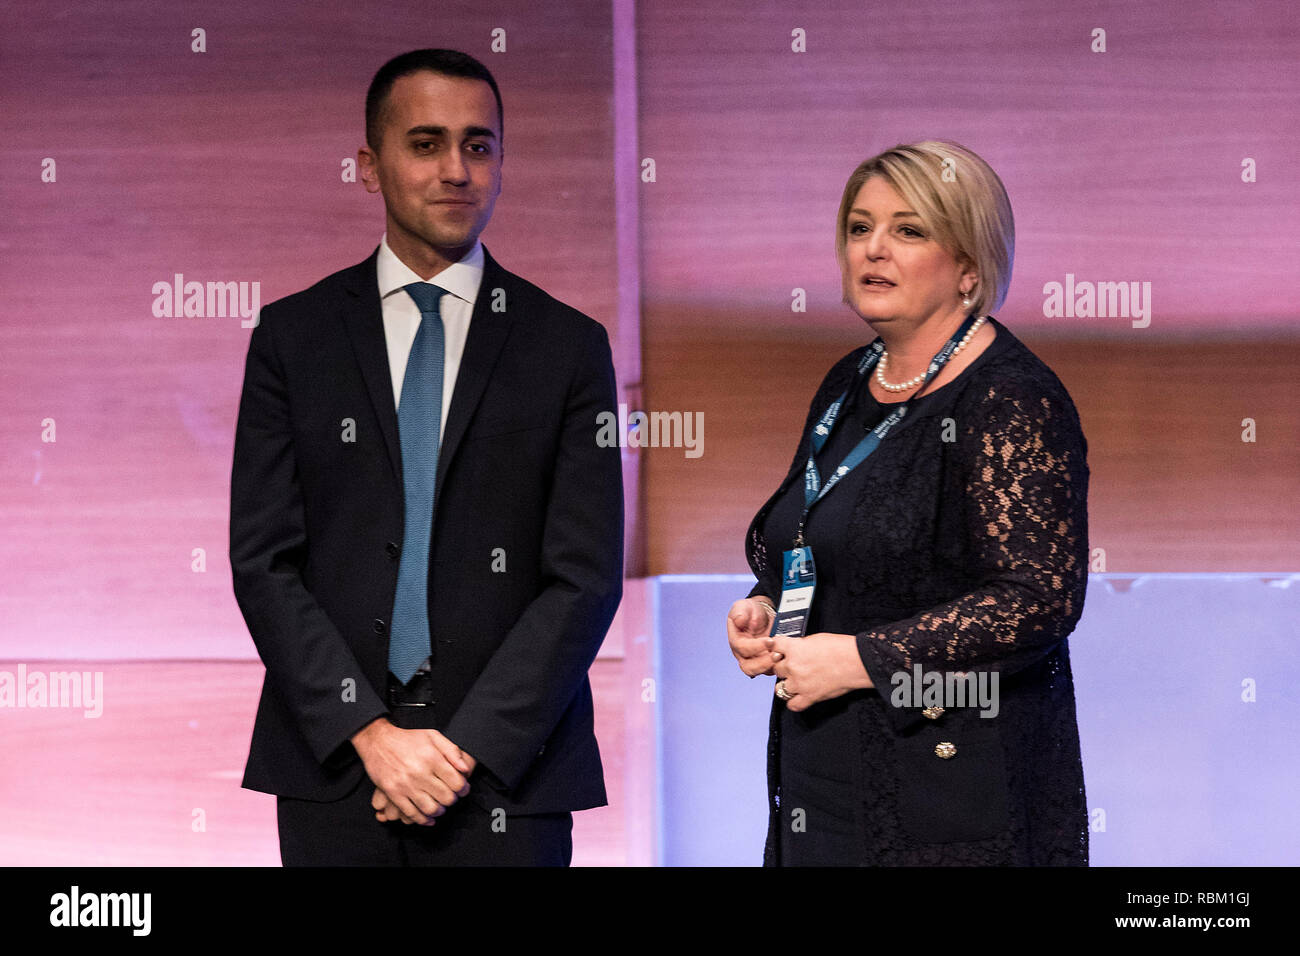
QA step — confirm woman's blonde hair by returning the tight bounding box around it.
[835,140,1015,317]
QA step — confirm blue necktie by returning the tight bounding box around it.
[388,282,447,684]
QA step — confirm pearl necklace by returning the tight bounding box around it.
[875,315,987,392]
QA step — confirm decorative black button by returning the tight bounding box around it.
[385,542,399,559]
[372,619,387,635]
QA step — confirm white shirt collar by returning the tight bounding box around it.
[376,234,485,306]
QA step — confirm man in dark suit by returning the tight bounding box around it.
[229,49,623,866]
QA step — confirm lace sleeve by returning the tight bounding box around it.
[855,376,1090,697]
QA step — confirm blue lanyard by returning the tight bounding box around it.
[796,313,979,546]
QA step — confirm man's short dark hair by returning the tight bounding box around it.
[365,49,503,153]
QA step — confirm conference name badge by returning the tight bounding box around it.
[771,546,816,638]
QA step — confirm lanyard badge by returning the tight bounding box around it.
[773,313,980,639]
[771,546,817,637]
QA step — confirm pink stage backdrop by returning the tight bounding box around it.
[637,0,1299,574]
[3,0,1298,660]
[637,0,1297,332]
[0,0,1296,872]
[2,0,626,659]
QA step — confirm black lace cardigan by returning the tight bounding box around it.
[744,318,1090,865]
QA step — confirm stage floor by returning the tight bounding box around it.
[0,659,630,866]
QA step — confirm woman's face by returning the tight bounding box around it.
[842,176,974,331]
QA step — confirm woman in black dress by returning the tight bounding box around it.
[726,141,1090,865]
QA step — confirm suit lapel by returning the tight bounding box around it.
[338,243,519,493]
[340,247,404,485]
[436,245,517,490]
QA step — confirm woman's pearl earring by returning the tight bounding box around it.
[960,289,973,309]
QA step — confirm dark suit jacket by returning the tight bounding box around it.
[229,244,623,815]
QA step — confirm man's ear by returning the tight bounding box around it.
[357,145,382,194]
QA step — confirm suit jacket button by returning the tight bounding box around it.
[372,619,387,635]
[537,745,546,756]
[934,741,957,759]
[385,542,400,559]
[922,706,945,720]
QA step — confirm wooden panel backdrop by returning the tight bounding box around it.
[637,0,1299,574]
[0,0,639,866]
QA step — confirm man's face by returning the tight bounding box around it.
[359,70,502,273]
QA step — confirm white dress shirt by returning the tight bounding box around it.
[377,234,484,440]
